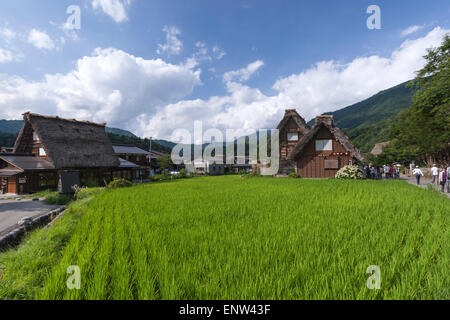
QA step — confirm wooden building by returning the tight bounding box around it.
[113,145,152,180]
[0,112,120,194]
[277,110,364,178]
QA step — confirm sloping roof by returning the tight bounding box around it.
[14,113,119,169]
[0,169,23,176]
[370,141,390,155]
[113,145,150,155]
[276,109,311,133]
[0,154,55,170]
[287,117,364,162]
[118,157,140,168]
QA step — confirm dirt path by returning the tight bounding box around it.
[401,175,450,199]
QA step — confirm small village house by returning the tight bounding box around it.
[113,145,152,180]
[0,113,122,194]
[277,109,364,178]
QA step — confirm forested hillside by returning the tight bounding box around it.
[309,80,414,153]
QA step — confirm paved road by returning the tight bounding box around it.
[401,175,450,198]
[0,199,62,237]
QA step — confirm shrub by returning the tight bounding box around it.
[72,185,105,200]
[178,169,191,179]
[288,172,301,178]
[106,178,132,190]
[44,193,73,205]
[335,165,365,180]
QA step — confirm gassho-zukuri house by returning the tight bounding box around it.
[0,113,147,195]
[277,109,364,178]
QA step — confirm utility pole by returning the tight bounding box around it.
[149,137,153,176]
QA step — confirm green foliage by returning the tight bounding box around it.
[0,195,96,299]
[106,178,132,190]
[382,34,450,164]
[43,193,73,205]
[0,132,17,148]
[0,176,447,299]
[335,165,365,180]
[73,186,105,200]
[157,155,172,171]
[288,172,301,178]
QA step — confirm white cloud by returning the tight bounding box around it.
[400,25,425,37]
[1,27,448,142]
[139,27,449,140]
[223,60,264,83]
[92,0,131,23]
[0,48,201,130]
[0,26,16,43]
[157,25,183,56]
[27,29,55,50]
[0,49,14,63]
[212,45,226,60]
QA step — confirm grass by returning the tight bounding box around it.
[0,176,448,300]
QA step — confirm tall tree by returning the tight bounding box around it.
[383,34,450,165]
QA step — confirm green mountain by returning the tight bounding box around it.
[309,80,414,153]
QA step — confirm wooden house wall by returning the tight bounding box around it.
[280,118,306,160]
[296,127,353,178]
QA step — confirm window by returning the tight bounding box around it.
[136,156,140,162]
[287,132,298,142]
[39,148,46,156]
[33,132,39,141]
[315,139,333,151]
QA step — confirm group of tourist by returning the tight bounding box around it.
[363,164,400,180]
[412,164,450,193]
[363,162,450,194]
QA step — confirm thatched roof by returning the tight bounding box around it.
[287,115,364,162]
[276,109,310,133]
[14,113,119,169]
[370,141,390,155]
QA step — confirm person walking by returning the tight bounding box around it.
[384,164,389,179]
[413,165,424,185]
[370,166,376,179]
[447,164,450,193]
[439,167,447,192]
[431,164,439,184]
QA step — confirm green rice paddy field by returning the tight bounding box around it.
[0,176,449,299]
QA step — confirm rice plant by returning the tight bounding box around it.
[2,176,448,300]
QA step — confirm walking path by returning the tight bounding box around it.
[401,175,450,199]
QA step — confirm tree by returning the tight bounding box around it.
[158,155,172,171]
[382,34,450,165]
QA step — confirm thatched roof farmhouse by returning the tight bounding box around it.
[0,112,144,195]
[278,110,364,178]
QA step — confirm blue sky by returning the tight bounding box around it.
[0,0,449,140]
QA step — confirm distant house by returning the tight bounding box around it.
[370,141,390,156]
[0,112,123,194]
[113,145,152,180]
[185,158,225,175]
[277,109,364,178]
